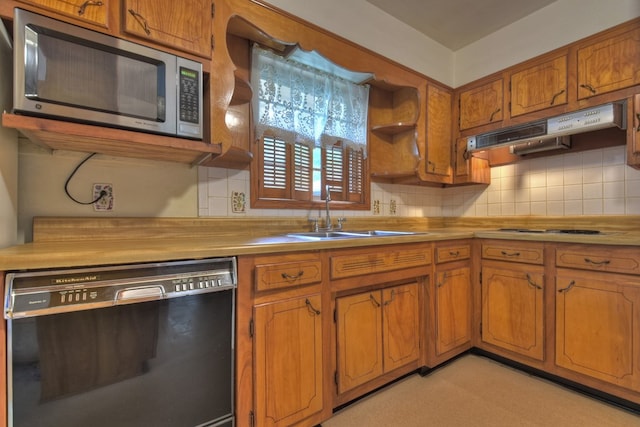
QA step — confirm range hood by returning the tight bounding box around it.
[466,102,626,155]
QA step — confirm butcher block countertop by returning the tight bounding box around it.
[0,216,639,271]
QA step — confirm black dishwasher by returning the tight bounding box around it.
[4,257,236,427]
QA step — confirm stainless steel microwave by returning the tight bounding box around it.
[12,9,203,139]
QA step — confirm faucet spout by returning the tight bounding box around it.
[325,185,332,230]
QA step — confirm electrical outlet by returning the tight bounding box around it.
[93,183,114,211]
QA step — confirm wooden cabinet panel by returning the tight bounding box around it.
[17,0,109,26]
[510,55,568,117]
[453,137,491,185]
[425,84,453,177]
[434,266,472,356]
[481,242,544,265]
[254,294,323,427]
[336,291,383,394]
[255,258,322,292]
[330,247,431,279]
[124,0,212,57]
[458,79,503,131]
[556,270,640,390]
[577,26,640,99]
[556,244,640,275]
[435,243,471,264]
[336,283,419,394]
[382,284,420,371]
[481,262,544,361]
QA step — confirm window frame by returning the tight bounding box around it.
[250,135,370,210]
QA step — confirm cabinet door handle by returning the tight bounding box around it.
[501,250,521,257]
[489,108,501,122]
[281,270,304,280]
[370,294,381,307]
[635,113,640,132]
[526,273,542,290]
[78,0,103,15]
[550,89,565,106]
[437,272,448,288]
[558,280,576,293]
[128,9,151,35]
[580,83,597,94]
[305,299,320,315]
[383,290,396,306]
[584,257,610,266]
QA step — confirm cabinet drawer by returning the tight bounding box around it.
[481,242,544,264]
[331,248,431,279]
[436,244,471,263]
[255,257,322,291]
[556,245,640,275]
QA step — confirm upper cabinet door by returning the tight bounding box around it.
[458,79,503,131]
[17,0,109,26]
[425,84,453,177]
[577,27,640,100]
[124,0,212,57]
[510,55,568,117]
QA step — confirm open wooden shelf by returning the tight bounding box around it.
[3,113,222,166]
[370,122,417,136]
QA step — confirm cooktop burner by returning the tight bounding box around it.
[497,228,601,235]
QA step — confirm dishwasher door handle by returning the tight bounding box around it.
[115,285,165,303]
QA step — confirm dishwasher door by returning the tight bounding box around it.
[5,259,236,427]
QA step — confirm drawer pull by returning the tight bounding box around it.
[370,294,381,307]
[449,250,460,257]
[501,250,521,257]
[526,273,542,290]
[558,280,576,293]
[383,290,396,306]
[281,270,304,280]
[584,257,610,266]
[305,299,320,315]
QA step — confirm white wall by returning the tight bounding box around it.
[17,142,198,242]
[263,0,454,86]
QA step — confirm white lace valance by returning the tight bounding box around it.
[251,44,369,156]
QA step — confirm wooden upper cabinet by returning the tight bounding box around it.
[16,0,109,26]
[425,84,453,177]
[123,0,212,57]
[577,26,640,100]
[458,78,504,131]
[510,55,568,117]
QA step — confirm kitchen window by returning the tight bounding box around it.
[250,44,370,209]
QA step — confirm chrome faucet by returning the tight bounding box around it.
[324,185,332,231]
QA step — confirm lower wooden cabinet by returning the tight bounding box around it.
[481,262,545,361]
[336,283,420,394]
[434,266,472,357]
[555,269,640,391]
[253,294,323,427]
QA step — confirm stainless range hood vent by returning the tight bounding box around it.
[467,102,626,154]
[509,136,571,155]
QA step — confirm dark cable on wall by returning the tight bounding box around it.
[64,153,107,205]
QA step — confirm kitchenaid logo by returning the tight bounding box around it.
[51,275,99,285]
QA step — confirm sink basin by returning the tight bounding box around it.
[286,230,425,240]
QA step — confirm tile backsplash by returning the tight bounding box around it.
[198,146,640,218]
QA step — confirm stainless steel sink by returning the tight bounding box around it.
[286,230,425,240]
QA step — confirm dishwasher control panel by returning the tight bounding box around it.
[4,257,237,319]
